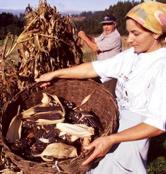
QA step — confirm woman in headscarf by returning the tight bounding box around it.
[36,1,166,173]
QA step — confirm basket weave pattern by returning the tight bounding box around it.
[2,79,119,174]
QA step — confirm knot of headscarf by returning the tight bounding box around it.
[126,1,166,35]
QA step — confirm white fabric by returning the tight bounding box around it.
[87,110,149,174]
[95,29,121,83]
[94,29,121,61]
[92,47,166,131]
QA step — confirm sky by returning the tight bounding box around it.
[0,0,131,12]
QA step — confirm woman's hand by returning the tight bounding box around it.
[35,71,56,83]
[82,136,115,166]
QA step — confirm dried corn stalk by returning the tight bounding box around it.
[0,0,83,111]
[0,35,19,110]
[16,0,83,89]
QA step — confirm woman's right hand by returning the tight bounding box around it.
[35,71,56,83]
[82,135,116,166]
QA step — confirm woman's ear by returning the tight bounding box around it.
[152,33,160,40]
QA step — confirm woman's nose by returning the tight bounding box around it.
[127,34,134,44]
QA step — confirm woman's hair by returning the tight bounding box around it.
[159,33,166,47]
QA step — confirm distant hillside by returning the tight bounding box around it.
[62,11,81,15]
[0,8,81,16]
[0,9,24,16]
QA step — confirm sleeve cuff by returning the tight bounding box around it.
[144,117,166,131]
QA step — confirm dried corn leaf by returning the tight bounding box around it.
[6,106,22,143]
[74,90,96,110]
[22,92,65,119]
[22,92,52,118]
[41,92,51,104]
[33,142,78,161]
[47,93,66,117]
[39,137,50,143]
[0,169,17,174]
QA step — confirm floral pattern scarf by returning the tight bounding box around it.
[126,1,166,34]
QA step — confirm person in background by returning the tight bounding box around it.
[36,1,166,174]
[78,15,121,61]
[78,15,122,96]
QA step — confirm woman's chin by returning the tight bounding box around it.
[133,47,142,54]
[134,49,140,54]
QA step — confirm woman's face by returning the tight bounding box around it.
[126,19,160,53]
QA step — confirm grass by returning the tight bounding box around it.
[147,134,166,174]
[0,40,4,46]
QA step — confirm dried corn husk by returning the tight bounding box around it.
[56,123,94,142]
[33,142,78,161]
[22,92,65,120]
[41,92,51,104]
[6,106,22,143]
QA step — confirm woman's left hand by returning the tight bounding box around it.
[82,136,115,166]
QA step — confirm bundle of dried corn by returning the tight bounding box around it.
[0,35,19,111]
[8,0,82,90]
[0,0,83,109]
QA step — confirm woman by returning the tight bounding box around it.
[36,2,166,174]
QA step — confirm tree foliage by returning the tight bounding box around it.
[74,0,166,35]
[0,12,24,39]
[0,0,166,39]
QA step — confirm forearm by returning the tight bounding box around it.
[85,38,97,51]
[81,36,98,52]
[51,62,98,79]
[82,123,165,166]
[110,123,165,144]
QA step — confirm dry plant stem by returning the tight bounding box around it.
[1,36,8,82]
[5,16,38,58]
[8,35,16,54]
[4,35,16,58]
[5,42,17,58]
[74,89,96,110]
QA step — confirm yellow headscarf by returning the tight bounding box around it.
[126,1,166,35]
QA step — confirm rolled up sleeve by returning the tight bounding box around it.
[143,68,166,131]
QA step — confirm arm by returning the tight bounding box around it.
[35,62,98,82]
[78,31,99,52]
[82,123,165,165]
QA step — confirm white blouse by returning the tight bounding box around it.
[92,47,166,131]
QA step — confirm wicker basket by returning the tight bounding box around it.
[1,79,119,174]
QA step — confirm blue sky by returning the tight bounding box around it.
[0,0,131,12]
